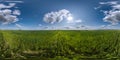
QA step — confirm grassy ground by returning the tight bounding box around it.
[0,30,120,60]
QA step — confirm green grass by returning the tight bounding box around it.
[0,30,120,60]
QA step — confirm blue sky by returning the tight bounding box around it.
[0,0,120,30]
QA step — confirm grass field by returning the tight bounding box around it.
[0,30,120,60]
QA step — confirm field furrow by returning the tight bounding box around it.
[0,30,120,60]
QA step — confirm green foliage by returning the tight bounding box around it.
[0,30,120,60]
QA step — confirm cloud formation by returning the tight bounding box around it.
[5,1,24,3]
[103,10,120,25]
[43,9,73,24]
[0,3,21,25]
[0,3,16,9]
[99,1,120,25]
[67,19,82,23]
[99,1,118,5]
[13,10,21,15]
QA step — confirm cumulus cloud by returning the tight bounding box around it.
[43,9,84,30]
[0,3,21,25]
[13,10,21,15]
[43,9,73,24]
[98,1,120,25]
[103,10,120,25]
[2,9,12,15]
[2,15,18,24]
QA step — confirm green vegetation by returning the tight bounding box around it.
[0,30,120,60]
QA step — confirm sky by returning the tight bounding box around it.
[0,0,120,30]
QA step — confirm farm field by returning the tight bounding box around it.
[0,30,120,60]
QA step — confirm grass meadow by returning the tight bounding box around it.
[0,30,120,60]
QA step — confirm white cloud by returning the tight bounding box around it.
[112,4,120,10]
[0,3,16,9]
[5,1,24,3]
[3,15,18,24]
[43,9,84,30]
[43,9,73,24]
[2,9,12,15]
[67,19,82,24]
[0,3,21,25]
[99,1,118,5]
[99,1,120,25]
[75,20,82,23]
[13,10,21,15]
[103,10,120,25]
